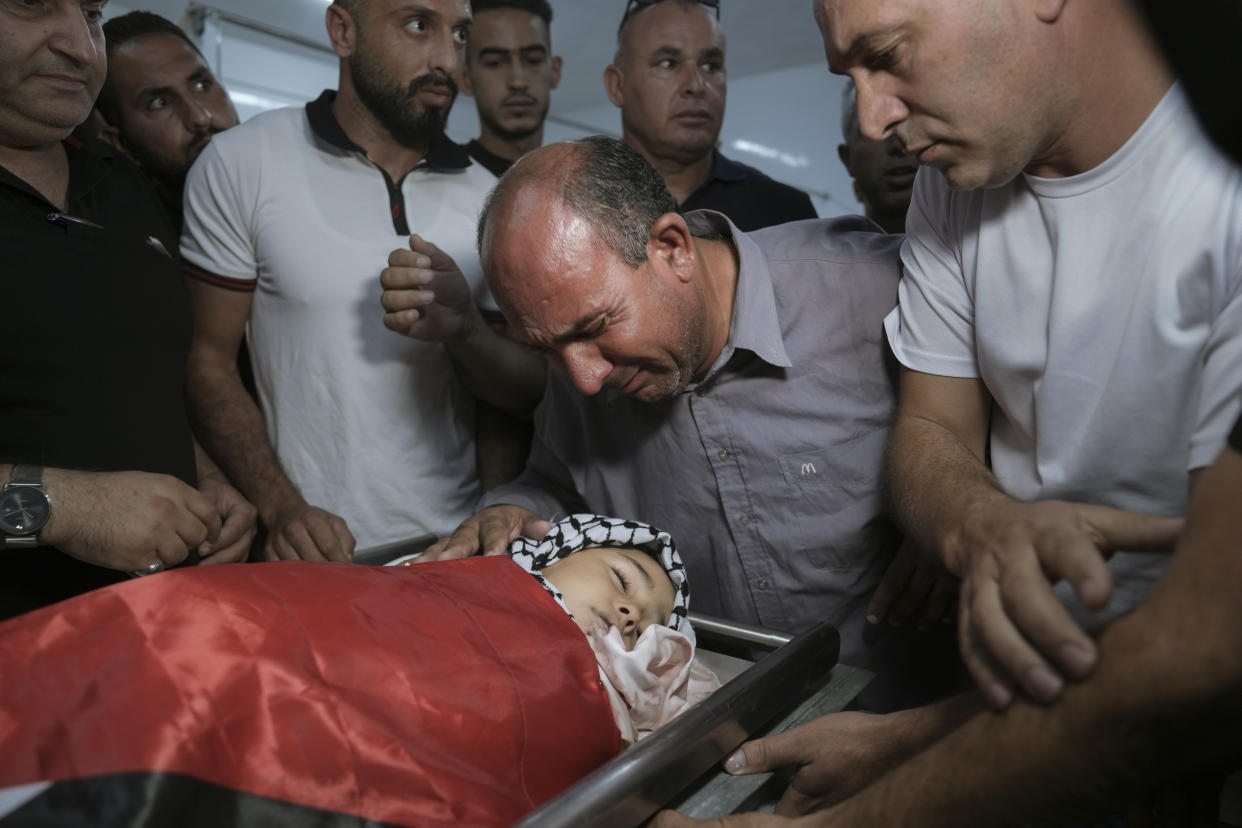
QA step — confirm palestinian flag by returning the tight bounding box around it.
[0,557,621,826]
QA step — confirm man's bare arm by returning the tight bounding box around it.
[657,443,1242,828]
[888,368,1180,706]
[821,442,1242,828]
[184,280,355,562]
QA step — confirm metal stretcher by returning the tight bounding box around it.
[354,538,873,826]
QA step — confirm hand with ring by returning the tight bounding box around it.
[131,559,165,577]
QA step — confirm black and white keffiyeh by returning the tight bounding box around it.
[509,514,690,631]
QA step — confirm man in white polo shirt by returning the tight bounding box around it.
[181,0,497,558]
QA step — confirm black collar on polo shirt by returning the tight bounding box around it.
[708,150,747,183]
[304,89,472,171]
[0,128,115,211]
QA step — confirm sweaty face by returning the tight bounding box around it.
[541,547,676,650]
[840,126,916,227]
[612,1,726,166]
[348,0,470,148]
[103,33,239,184]
[0,0,105,146]
[465,8,560,142]
[488,192,708,403]
[816,0,1063,190]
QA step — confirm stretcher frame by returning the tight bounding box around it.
[354,538,873,826]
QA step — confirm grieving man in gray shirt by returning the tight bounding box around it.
[387,136,957,708]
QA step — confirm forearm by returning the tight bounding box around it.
[477,463,584,519]
[475,402,533,491]
[446,313,546,418]
[887,415,1011,574]
[186,358,301,524]
[819,453,1242,827]
[191,439,227,485]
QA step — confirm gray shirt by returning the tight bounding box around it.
[483,212,957,705]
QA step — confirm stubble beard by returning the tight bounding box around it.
[349,49,456,149]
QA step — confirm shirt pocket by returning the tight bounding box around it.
[776,431,893,572]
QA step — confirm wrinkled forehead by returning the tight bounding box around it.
[485,194,616,328]
[622,1,726,56]
[110,32,210,83]
[815,0,912,69]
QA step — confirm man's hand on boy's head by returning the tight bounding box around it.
[420,505,552,561]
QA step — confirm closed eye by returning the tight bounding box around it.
[611,566,631,593]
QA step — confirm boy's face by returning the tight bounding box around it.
[541,546,676,650]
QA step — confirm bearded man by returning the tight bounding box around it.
[181,0,504,560]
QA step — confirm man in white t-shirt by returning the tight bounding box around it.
[182,0,501,558]
[815,0,1242,710]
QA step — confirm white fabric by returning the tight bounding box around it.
[886,85,1242,624]
[586,623,720,745]
[181,106,498,548]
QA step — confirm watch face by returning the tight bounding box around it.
[0,487,50,535]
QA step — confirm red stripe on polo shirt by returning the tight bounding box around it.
[183,262,256,292]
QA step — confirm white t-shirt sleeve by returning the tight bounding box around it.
[883,168,980,378]
[1191,265,1242,470]
[180,137,258,284]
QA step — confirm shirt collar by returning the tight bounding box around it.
[688,209,793,387]
[0,130,113,209]
[709,150,747,183]
[304,89,472,171]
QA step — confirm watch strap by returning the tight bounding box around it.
[9,465,44,486]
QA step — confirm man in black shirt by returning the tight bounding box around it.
[605,0,817,231]
[0,0,254,619]
[461,0,561,177]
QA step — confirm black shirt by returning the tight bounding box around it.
[465,139,515,178]
[1231,411,1242,452]
[0,134,197,617]
[681,151,819,232]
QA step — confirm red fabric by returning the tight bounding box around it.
[0,558,621,826]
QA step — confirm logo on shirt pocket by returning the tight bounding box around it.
[778,433,888,571]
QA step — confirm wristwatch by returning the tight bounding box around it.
[0,465,51,549]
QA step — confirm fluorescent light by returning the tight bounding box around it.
[731,139,810,169]
[228,89,294,111]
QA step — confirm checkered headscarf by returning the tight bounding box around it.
[509,514,690,631]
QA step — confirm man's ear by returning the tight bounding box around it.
[94,110,130,158]
[603,63,624,108]
[646,212,697,284]
[550,55,563,90]
[1033,0,1068,24]
[325,3,357,58]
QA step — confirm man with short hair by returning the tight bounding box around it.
[604,0,817,231]
[836,79,915,234]
[96,11,238,227]
[0,0,254,619]
[653,0,1242,822]
[407,136,960,710]
[182,0,502,560]
[461,0,561,177]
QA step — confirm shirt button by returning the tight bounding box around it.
[757,578,770,589]
[717,449,731,461]
[739,513,754,526]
